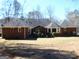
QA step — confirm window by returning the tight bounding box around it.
[49,29,51,32]
[18,28,21,32]
[52,28,56,32]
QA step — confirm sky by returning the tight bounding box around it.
[0,0,79,21]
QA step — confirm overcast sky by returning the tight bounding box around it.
[0,0,79,20]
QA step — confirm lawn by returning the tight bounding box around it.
[0,37,79,59]
[0,37,79,55]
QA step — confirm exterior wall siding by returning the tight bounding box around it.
[2,27,77,39]
[60,27,76,36]
[2,27,29,39]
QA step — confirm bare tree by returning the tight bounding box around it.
[66,9,79,24]
[47,5,61,27]
[13,0,21,17]
[27,10,43,21]
[20,0,26,21]
[0,0,22,24]
[35,6,43,20]
[1,0,13,17]
[0,0,14,23]
[47,6,54,20]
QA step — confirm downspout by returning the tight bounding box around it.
[24,27,26,39]
[1,27,3,38]
[1,24,4,38]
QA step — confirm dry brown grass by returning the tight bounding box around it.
[0,37,79,55]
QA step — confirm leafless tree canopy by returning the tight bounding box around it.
[28,11,43,20]
[66,10,79,22]
[13,0,21,17]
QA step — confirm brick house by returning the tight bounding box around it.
[60,20,76,36]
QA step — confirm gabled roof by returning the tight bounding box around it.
[61,19,76,28]
[3,20,30,27]
[25,19,51,28]
[45,21,59,28]
[2,18,60,28]
[27,19,59,28]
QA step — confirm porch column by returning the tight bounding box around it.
[56,28,58,33]
[47,28,49,33]
[50,28,52,33]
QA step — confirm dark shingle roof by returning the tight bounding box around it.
[61,20,77,28]
[2,18,59,28]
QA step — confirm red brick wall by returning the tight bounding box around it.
[60,27,76,36]
[2,27,29,39]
